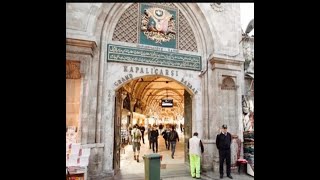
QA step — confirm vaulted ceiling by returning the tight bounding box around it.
[122,75,185,120]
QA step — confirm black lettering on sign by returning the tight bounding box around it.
[180,77,198,94]
[114,74,133,87]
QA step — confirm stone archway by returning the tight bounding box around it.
[95,4,215,178]
[103,63,201,176]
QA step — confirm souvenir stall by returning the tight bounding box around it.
[66,143,91,180]
[230,135,241,170]
[121,109,130,145]
[66,127,90,180]
[242,94,254,176]
[242,34,254,176]
[243,129,254,176]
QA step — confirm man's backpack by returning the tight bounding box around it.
[133,129,141,140]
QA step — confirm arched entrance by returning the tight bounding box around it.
[94,2,214,178]
[113,74,194,176]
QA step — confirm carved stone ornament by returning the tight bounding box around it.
[141,7,176,44]
[112,3,138,43]
[66,61,81,79]
[211,3,224,12]
[221,77,237,90]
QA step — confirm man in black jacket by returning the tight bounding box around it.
[150,126,159,153]
[169,126,179,159]
[139,124,146,144]
[216,124,233,179]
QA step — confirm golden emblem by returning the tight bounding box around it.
[141,7,176,44]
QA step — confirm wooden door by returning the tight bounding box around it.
[113,90,122,174]
[184,90,192,163]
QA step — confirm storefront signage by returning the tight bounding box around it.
[123,65,179,77]
[113,66,198,95]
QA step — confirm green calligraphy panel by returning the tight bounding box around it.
[107,44,201,71]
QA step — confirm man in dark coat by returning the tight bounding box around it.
[139,124,146,144]
[150,126,159,153]
[169,126,179,159]
[216,124,233,179]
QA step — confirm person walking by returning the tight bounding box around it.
[161,125,171,150]
[131,124,142,162]
[139,123,146,144]
[159,123,164,134]
[147,124,152,149]
[150,125,159,153]
[169,126,179,158]
[128,124,133,145]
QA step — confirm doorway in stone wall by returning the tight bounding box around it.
[113,75,193,178]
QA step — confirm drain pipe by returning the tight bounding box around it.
[198,53,211,139]
[198,62,208,77]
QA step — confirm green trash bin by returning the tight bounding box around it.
[143,153,161,180]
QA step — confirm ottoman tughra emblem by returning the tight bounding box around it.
[141,7,176,44]
[211,3,224,12]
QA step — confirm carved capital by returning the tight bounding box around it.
[66,60,81,79]
[209,54,243,71]
[121,92,127,100]
[131,98,137,105]
[66,38,97,57]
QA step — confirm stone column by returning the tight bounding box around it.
[209,55,244,172]
[66,38,97,144]
[66,38,104,179]
[130,98,137,123]
[101,88,116,177]
[121,91,127,108]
